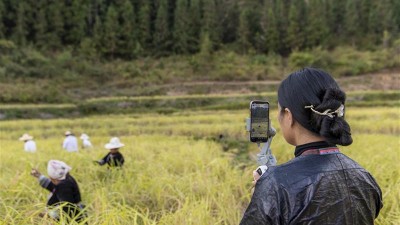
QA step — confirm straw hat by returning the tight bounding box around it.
[19,133,33,141]
[80,133,90,140]
[104,137,125,149]
[65,131,72,136]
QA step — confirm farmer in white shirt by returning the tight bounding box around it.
[63,131,78,152]
[19,133,37,153]
[80,133,93,148]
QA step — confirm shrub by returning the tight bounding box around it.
[0,39,16,54]
[288,51,315,69]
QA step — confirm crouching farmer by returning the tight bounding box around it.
[31,160,86,223]
[95,137,125,168]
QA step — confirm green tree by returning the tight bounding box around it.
[188,0,202,53]
[118,0,138,58]
[306,0,329,48]
[46,0,63,49]
[173,0,190,54]
[34,5,47,48]
[13,2,28,46]
[381,0,397,33]
[275,0,291,56]
[325,0,345,47]
[238,9,252,53]
[154,0,171,55]
[104,5,119,58]
[0,0,5,38]
[1,0,395,61]
[92,15,103,56]
[63,0,87,46]
[137,1,152,51]
[79,37,98,59]
[238,1,263,53]
[262,3,279,53]
[368,1,383,45]
[344,0,360,46]
[358,0,371,35]
[381,0,397,47]
[199,31,213,57]
[287,0,307,50]
[201,0,221,50]
[393,0,400,34]
[221,0,239,44]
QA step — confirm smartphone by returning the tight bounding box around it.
[250,100,270,143]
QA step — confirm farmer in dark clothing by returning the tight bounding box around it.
[96,137,125,167]
[240,68,383,225]
[31,160,85,222]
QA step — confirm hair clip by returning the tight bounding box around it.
[333,104,345,117]
[305,104,344,118]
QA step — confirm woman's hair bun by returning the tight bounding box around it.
[278,67,353,146]
[311,87,353,146]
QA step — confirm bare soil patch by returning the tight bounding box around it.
[338,69,400,91]
[161,69,400,96]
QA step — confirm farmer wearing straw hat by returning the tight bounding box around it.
[62,131,78,152]
[95,137,125,167]
[80,133,93,149]
[19,133,36,153]
[30,160,86,222]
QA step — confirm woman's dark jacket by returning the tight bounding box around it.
[240,142,383,225]
[98,152,124,167]
[39,174,83,220]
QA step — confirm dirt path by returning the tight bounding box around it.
[158,69,398,89]
[337,70,400,91]
[156,80,281,88]
[157,69,400,96]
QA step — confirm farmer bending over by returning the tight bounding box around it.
[31,160,85,223]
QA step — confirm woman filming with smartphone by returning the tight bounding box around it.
[240,68,382,225]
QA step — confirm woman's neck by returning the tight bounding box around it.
[296,135,325,146]
[293,124,325,146]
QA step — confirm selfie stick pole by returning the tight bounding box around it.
[257,127,277,166]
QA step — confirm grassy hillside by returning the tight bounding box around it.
[0,44,399,103]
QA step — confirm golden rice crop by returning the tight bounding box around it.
[0,107,399,224]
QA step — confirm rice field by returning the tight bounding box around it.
[0,107,399,224]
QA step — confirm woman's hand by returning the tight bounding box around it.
[252,170,261,185]
[252,165,268,185]
[30,169,41,178]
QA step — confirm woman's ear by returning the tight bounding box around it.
[285,108,294,127]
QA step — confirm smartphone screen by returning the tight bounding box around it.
[250,101,269,142]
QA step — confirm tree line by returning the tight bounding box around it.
[0,0,399,59]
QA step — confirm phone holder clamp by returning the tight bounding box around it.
[246,118,277,166]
